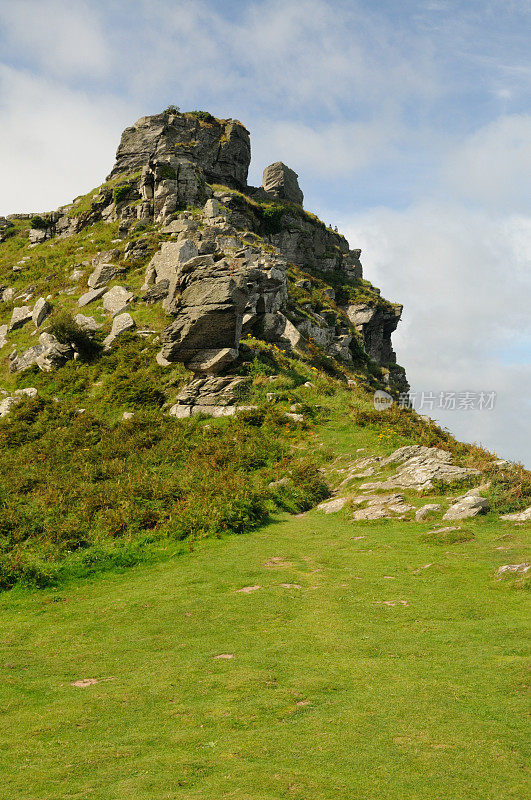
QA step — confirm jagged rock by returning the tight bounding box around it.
[28,228,48,245]
[415,504,442,521]
[78,287,107,307]
[74,314,99,332]
[9,306,32,331]
[0,324,7,348]
[500,507,531,522]
[142,280,170,304]
[146,240,199,285]
[103,286,134,316]
[88,262,117,289]
[186,347,238,375]
[161,218,198,235]
[346,303,403,365]
[443,496,489,520]
[169,375,248,417]
[254,312,301,351]
[103,313,135,347]
[32,297,52,327]
[108,110,250,190]
[262,162,304,205]
[203,198,222,219]
[360,446,480,492]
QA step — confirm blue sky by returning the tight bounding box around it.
[0,0,529,464]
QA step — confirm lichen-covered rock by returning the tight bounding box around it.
[500,507,531,522]
[9,305,32,331]
[108,109,250,190]
[415,503,442,521]
[443,496,489,520]
[262,162,303,205]
[360,446,480,492]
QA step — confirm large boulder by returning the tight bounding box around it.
[262,162,303,206]
[108,109,251,190]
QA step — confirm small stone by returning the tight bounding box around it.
[0,324,7,348]
[496,563,530,578]
[500,507,531,522]
[203,198,221,218]
[122,412,134,421]
[88,262,117,290]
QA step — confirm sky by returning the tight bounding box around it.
[0,0,529,465]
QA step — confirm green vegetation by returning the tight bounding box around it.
[186,110,216,124]
[0,408,528,798]
[29,215,48,230]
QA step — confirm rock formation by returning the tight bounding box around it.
[1,106,410,408]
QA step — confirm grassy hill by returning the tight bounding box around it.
[1,405,528,799]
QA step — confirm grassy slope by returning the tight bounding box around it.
[1,410,529,800]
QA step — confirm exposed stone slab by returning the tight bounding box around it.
[103,313,135,347]
[78,287,107,307]
[443,496,489,520]
[32,297,52,327]
[9,306,32,331]
[103,286,134,316]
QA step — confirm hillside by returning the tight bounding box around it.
[0,106,529,799]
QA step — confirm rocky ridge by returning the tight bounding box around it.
[1,107,408,413]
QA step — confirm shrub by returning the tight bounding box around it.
[30,215,48,230]
[164,105,180,114]
[113,184,132,204]
[188,110,215,123]
[258,202,286,235]
[48,311,101,361]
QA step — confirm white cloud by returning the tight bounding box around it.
[0,0,111,79]
[342,203,531,465]
[443,114,531,212]
[0,66,131,215]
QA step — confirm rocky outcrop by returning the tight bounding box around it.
[358,445,480,492]
[108,110,250,189]
[346,303,402,365]
[262,162,303,205]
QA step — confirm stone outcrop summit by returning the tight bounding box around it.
[2,107,408,415]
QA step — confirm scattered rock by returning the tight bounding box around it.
[317,497,347,514]
[415,503,441,522]
[496,563,530,578]
[32,297,52,327]
[351,493,414,520]
[0,324,7,348]
[103,285,134,316]
[122,411,134,421]
[235,585,261,593]
[74,314,99,332]
[500,507,531,522]
[9,305,32,331]
[87,257,118,289]
[214,653,234,660]
[103,313,135,347]
[78,287,107,307]
[360,445,480,492]
[443,495,489,521]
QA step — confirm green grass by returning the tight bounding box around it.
[0,503,528,799]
